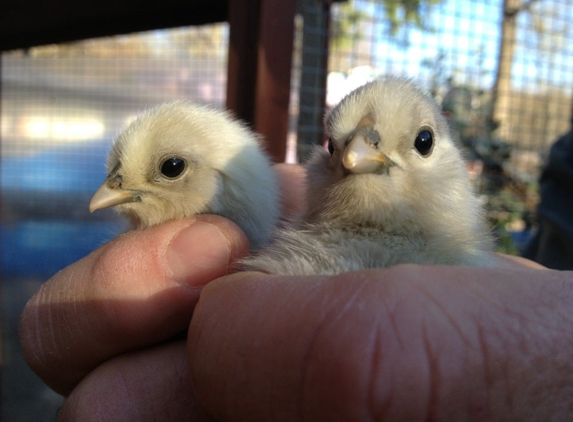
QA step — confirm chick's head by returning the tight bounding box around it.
[307,77,489,247]
[90,102,276,234]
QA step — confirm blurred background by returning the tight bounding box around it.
[2,0,572,420]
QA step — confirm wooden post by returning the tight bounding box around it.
[226,0,296,162]
[226,0,260,126]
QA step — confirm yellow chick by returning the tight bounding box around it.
[90,102,280,250]
[241,77,494,274]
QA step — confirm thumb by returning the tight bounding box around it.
[20,215,249,395]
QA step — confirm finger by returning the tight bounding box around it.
[60,341,215,422]
[274,163,307,219]
[188,270,431,421]
[188,266,573,421]
[491,252,546,269]
[19,216,249,395]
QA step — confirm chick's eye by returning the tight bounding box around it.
[327,138,335,156]
[414,130,433,156]
[160,157,186,178]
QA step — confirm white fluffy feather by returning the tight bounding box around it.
[241,77,494,274]
[91,101,280,249]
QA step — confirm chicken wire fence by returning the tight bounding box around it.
[293,0,573,255]
[1,26,230,422]
[1,27,229,273]
[3,0,572,276]
[1,1,573,418]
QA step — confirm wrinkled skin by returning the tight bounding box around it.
[19,164,573,421]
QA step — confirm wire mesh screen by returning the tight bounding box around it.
[1,25,229,421]
[2,26,229,275]
[295,0,573,254]
[2,2,573,419]
[292,1,330,161]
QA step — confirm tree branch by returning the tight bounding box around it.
[504,0,541,17]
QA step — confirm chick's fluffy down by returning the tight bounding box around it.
[241,77,494,274]
[92,102,280,250]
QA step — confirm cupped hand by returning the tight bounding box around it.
[19,214,249,419]
[19,164,573,421]
[189,262,573,421]
[18,164,303,420]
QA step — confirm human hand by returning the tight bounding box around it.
[18,163,304,420]
[20,164,573,421]
[190,259,573,421]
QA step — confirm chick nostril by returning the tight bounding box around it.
[365,129,381,148]
[108,175,122,189]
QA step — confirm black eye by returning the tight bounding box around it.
[160,157,186,178]
[327,138,335,156]
[414,130,433,156]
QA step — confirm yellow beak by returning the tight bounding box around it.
[342,133,396,174]
[89,182,140,212]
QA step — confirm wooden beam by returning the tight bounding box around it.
[0,0,229,51]
[226,0,260,126]
[253,0,296,162]
[226,0,296,162]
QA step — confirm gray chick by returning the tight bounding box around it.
[241,77,494,275]
[90,101,280,250]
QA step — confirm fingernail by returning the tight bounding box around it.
[167,222,232,286]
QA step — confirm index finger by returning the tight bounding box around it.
[188,264,572,421]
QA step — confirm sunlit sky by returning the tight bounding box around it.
[331,0,573,94]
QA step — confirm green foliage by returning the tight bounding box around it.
[331,0,444,50]
[330,3,369,50]
[383,0,443,34]
[486,182,537,255]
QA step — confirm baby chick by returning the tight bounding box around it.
[242,77,494,275]
[89,102,280,250]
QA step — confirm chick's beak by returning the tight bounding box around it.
[342,131,396,174]
[89,179,141,213]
